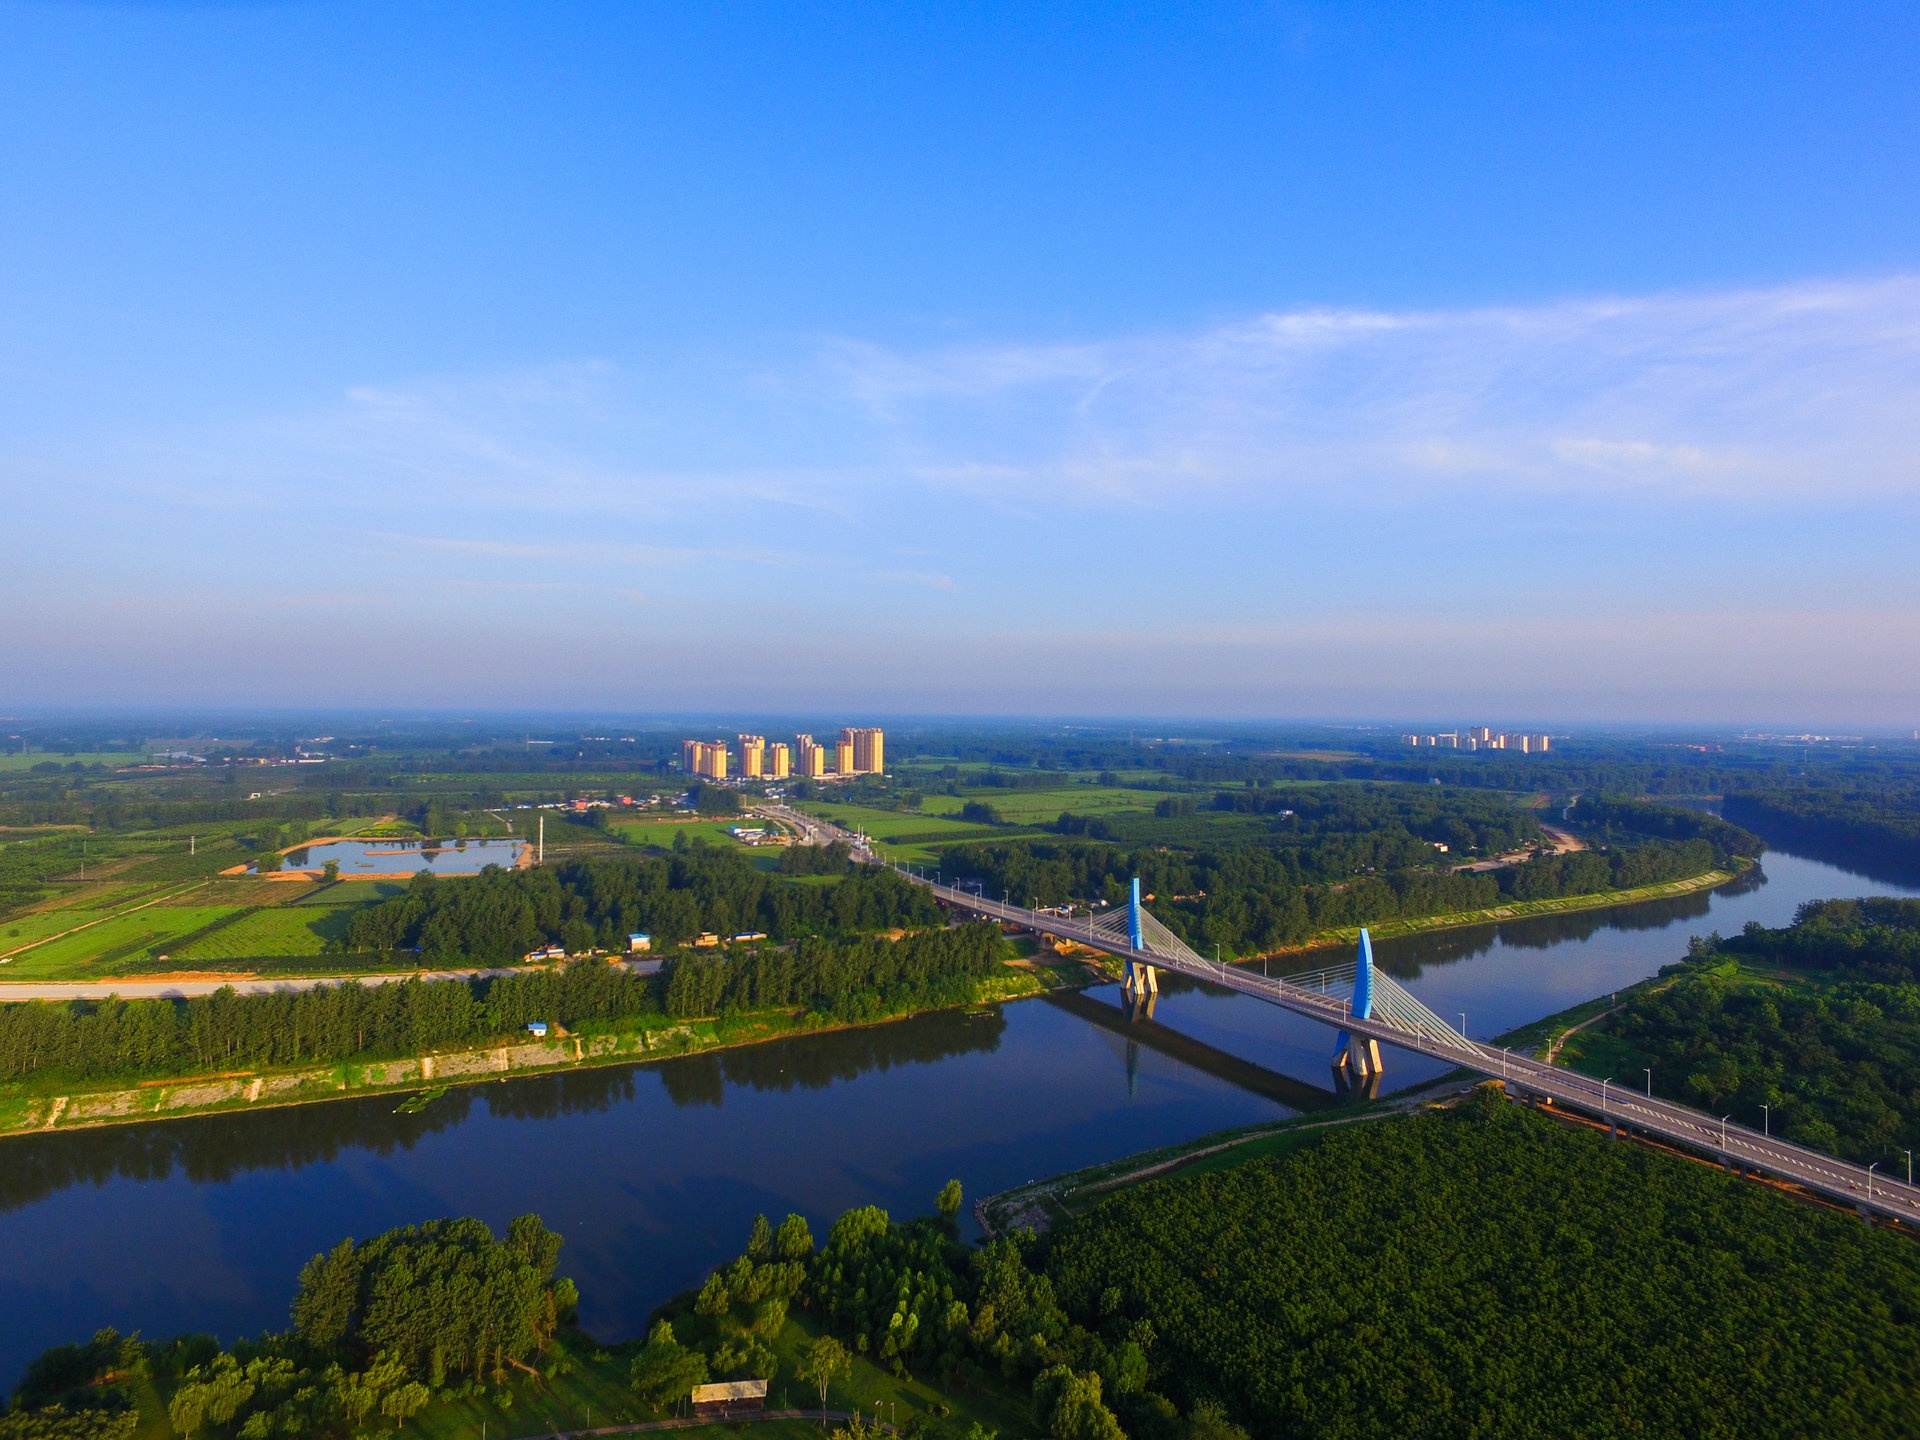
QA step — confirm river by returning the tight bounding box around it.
[2,846,1915,1388]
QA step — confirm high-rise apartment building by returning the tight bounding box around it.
[768,743,791,779]
[737,735,765,780]
[796,734,827,778]
[835,737,855,775]
[842,727,884,774]
[682,740,729,779]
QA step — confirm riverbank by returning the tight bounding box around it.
[1268,862,1742,956]
[975,1081,1479,1235]
[0,969,1047,1140]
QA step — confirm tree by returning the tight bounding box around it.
[1044,1372,1125,1440]
[936,1180,964,1220]
[775,1213,815,1261]
[797,1334,851,1414]
[379,1383,430,1431]
[628,1322,709,1412]
[321,860,340,883]
[1185,1400,1250,1440]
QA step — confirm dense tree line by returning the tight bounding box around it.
[1725,787,1920,878]
[291,1215,569,1384]
[937,834,1734,957]
[1043,1093,1920,1439]
[3,1217,572,1440]
[1567,794,1764,861]
[661,923,1005,1023]
[0,923,1003,1085]
[344,851,943,961]
[657,1189,1231,1440]
[1580,899,1920,1160]
[1054,782,1541,869]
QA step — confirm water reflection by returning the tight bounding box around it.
[0,1013,1010,1216]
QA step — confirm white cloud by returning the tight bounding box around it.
[832,276,1920,506]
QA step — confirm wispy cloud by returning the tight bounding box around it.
[830,276,1920,506]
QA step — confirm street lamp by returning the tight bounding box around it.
[1643,1068,1652,1098]
[1720,1115,1731,1150]
[1601,1078,1611,1116]
[1760,1104,1769,1137]
[1869,1161,1879,1201]
[1459,1012,1468,1039]
[1908,1150,1913,1187]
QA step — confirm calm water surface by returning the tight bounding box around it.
[2,845,1915,1386]
[256,838,525,876]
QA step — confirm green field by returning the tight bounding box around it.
[287,878,407,906]
[1,906,113,951]
[0,904,241,978]
[608,816,769,849]
[918,784,1167,824]
[171,905,354,959]
[798,802,1003,840]
[0,751,142,771]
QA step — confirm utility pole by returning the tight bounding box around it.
[538,814,545,864]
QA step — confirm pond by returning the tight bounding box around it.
[2,843,1914,1388]
[256,837,526,876]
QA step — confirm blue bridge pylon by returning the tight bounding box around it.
[1332,928,1385,1081]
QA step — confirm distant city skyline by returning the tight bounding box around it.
[2,4,1917,723]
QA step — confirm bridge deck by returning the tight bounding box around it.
[932,880,1920,1225]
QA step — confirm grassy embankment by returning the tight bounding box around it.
[0,961,1056,1139]
[1302,859,1745,949]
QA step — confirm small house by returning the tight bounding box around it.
[628,933,651,952]
[526,1022,549,1038]
[689,1380,767,1421]
[694,932,721,948]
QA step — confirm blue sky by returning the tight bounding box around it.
[3,2,1918,723]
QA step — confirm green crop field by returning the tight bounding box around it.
[0,904,242,978]
[918,785,1166,824]
[288,879,407,906]
[608,816,766,848]
[0,751,142,771]
[798,802,1003,840]
[0,907,112,952]
[173,906,354,959]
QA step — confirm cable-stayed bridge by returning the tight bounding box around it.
[918,875,1920,1222]
[752,806,1920,1224]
